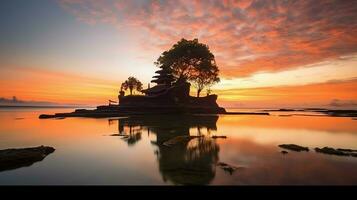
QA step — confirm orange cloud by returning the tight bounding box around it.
[215,78,357,108]
[60,0,357,78]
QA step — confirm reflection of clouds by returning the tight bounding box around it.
[215,138,357,185]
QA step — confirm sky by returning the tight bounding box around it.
[0,0,357,108]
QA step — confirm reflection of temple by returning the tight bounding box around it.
[112,115,220,185]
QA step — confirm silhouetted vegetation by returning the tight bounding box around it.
[121,76,143,95]
[155,38,220,97]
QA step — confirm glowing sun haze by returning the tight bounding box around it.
[0,0,357,108]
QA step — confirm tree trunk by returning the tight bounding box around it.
[197,89,201,97]
[130,89,133,95]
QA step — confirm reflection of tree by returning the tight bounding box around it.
[113,119,142,146]
[157,136,219,185]
[124,125,142,146]
[114,115,220,185]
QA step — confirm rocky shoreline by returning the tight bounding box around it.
[39,106,269,119]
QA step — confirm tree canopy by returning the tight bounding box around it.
[121,76,143,95]
[155,38,220,97]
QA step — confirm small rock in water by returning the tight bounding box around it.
[350,153,357,157]
[39,114,54,119]
[217,162,243,175]
[109,134,127,136]
[336,148,357,153]
[315,147,350,156]
[278,144,309,152]
[281,151,288,154]
[211,135,227,139]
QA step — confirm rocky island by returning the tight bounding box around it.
[39,39,268,119]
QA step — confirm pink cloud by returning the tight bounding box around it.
[59,0,357,78]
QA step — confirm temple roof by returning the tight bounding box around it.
[141,84,168,94]
[151,77,174,83]
[152,74,174,78]
[155,68,172,73]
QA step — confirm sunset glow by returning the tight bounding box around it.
[1,0,356,108]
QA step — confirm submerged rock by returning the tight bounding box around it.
[109,134,127,136]
[317,110,357,117]
[336,148,357,153]
[281,150,288,154]
[278,144,309,152]
[315,147,350,156]
[163,135,203,147]
[39,114,54,119]
[0,146,55,172]
[211,135,227,139]
[217,162,243,175]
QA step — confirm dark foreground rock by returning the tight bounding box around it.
[315,147,355,157]
[278,144,309,152]
[0,146,55,172]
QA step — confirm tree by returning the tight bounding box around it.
[121,77,143,95]
[155,38,220,97]
[190,62,220,97]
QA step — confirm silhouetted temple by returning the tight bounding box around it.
[117,69,225,114]
[141,66,174,96]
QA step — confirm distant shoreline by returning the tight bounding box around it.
[0,105,93,109]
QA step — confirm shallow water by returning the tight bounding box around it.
[0,108,357,185]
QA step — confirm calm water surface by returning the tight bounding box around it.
[0,108,357,185]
